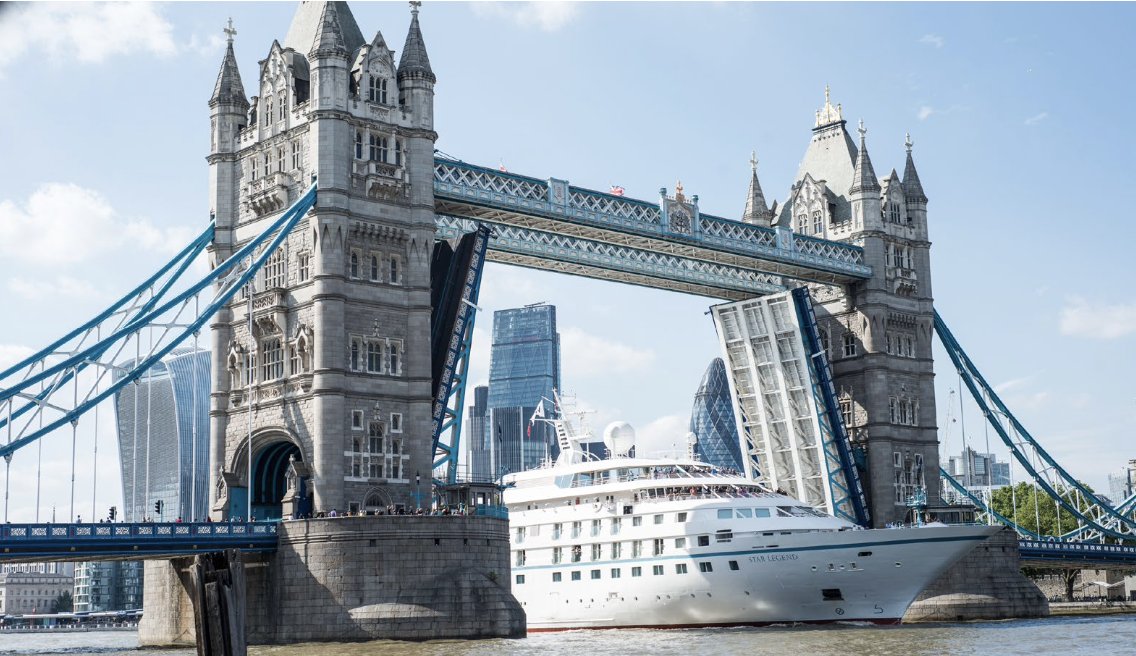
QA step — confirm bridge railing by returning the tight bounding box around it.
[1019,539,1136,558]
[0,521,278,540]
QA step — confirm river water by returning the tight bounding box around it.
[1,615,1133,656]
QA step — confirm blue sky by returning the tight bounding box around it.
[1,1,1134,521]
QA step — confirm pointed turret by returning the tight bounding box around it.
[285,2,364,55]
[398,2,435,83]
[849,120,881,195]
[309,0,347,57]
[901,133,928,203]
[741,151,772,226]
[210,19,248,108]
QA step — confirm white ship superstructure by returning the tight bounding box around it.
[504,402,996,631]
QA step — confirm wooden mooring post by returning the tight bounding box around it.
[190,549,247,656]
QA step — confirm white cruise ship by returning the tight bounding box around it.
[503,407,998,631]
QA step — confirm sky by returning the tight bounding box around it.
[1,1,1135,523]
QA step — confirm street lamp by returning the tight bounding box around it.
[415,471,422,511]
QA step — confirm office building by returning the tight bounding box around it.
[689,357,743,472]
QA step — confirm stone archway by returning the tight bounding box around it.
[227,430,305,521]
[362,486,394,513]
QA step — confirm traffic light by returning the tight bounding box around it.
[108,506,117,521]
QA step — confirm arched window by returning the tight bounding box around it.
[394,140,403,167]
[819,328,831,356]
[264,99,272,126]
[389,256,400,284]
[349,252,359,278]
[368,77,388,104]
[370,254,379,281]
[277,147,285,174]
[811,210,822,234]
[354,131,363,160]
[841,332,856,358]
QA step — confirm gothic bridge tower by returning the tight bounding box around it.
[207,1,436,518]
[751,89,936,526]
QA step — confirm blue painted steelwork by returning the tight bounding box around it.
[433,158,871,288]
[436,215,783,300]
[934,311,1136,540]
[791,288,870,527]
[0,522,277,562]
[1018,540,1136,567]
[431,225,491,483]
[0,183,317,460]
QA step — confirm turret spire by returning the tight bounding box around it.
[398,0,435,83]
[309,0,347,56]
[849,119,881,194]
[210,19,248,107]
[901,132,928,203]
[742,150,772,226]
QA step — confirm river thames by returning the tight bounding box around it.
[1,615,1133,656]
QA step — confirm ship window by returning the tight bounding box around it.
[715,530,733,543]
[822,588,844,601]
[697,535,710,547]
[611,517,622,535]
[857,551,873,557]
[632,517,642,527]
[515,550,526,566]
[674,537,686,548]
[736,508,753,518]
[652,565,664,576]
[591,570,601,580]
[754,508,771,518]
[552,547,562,564]
[717,509,732,519]
[552,572,562,582]
[611,542,622,559]
[653,514,664,525]
[591,519,602,536]
[653,539,665,556]
[699,562,713,573]
[677,512,688,523]
[632,567,642,577]
[571,522,581,538]
[632,541,643,558]
[728,560,740,571]
[591,544,602,561]
[675,564,688,574]
[611,568,621,579]
[553,523,562,539]
[571,571,581,581]
[571,546,582,562]
[623,506,633,515]
[515,575,525,585]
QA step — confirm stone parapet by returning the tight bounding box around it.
[904,526,1049,622]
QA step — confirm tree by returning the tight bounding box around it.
[51,591,73,613]
[988,481,1099,601]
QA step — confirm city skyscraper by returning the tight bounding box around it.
[478,304,561,479]
[113,347,211,522]
[689,357,743,472]
[467,385,490,481]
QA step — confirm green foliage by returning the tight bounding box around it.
[988,481,1096,537]
[51,591,73,613]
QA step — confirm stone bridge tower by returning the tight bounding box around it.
[755,89,938,526]
[207,1,436,518]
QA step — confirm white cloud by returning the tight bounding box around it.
[186,31,227,58]
[633,414,691,459]
[560,327,655,378]
[1024,111,1049,126]
[0,344,34,372]
[920,34,945,48]
[0,183,192,267]
[993,376,1032,394]
[0,3,175,74]
[472,2,580,32]
[7,275,103,300]
[1059,297,1136,339]
[918,106,935,121]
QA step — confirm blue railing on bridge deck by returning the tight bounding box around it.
[432,158,872,280]
[0,522,278,561]
[1018,539,1136,565]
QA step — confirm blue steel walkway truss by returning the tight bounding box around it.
[433,158,872,300]
[0,522,277,563]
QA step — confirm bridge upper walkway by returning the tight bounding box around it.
[0,522,277,562]
[433,158,871,300]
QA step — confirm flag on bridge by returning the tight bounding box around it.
[609,185,625,196]
[527,401,546,438]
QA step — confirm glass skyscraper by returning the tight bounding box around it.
[689,357,743,472]
[476,304,561,479]
[113,347,210,522]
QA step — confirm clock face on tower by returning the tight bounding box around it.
[671,207,691,234]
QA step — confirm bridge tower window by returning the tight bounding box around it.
[354,131,363,160]
[260,339,283,381]
[841,332,856,358]
[370,254,379,282]
[349,251,360,279]
[368,77,388,104]
[389,256,401,284]
[812,210,822,235]
[366,340,383,373]
[395,140,403,167]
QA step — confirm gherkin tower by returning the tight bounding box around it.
[689,357,743,472]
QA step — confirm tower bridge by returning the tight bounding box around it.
[1,0,1134,645]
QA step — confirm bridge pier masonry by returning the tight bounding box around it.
[141,2,524,647]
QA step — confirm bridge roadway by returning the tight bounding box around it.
[0,522,277,563]
[433,158,872,300]
[4,521,1136,569]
